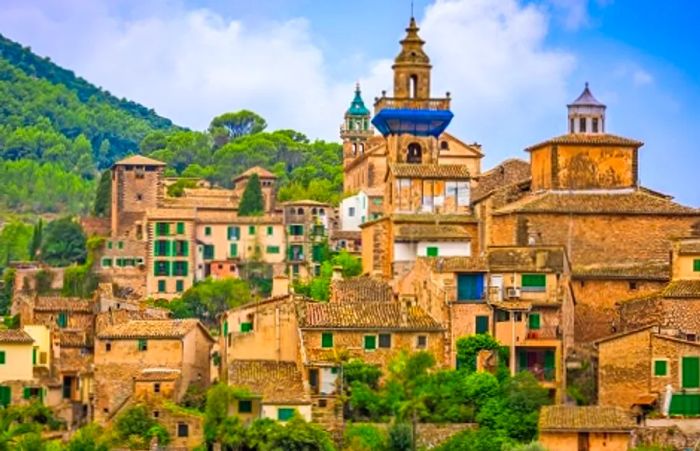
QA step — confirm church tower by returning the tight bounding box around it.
[340,83,373,169]
[392,17,431,99]
[567,82,606,134]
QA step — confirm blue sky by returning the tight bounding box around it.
[1,0,699,205]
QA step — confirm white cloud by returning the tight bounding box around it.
[0,0,574,154]
[633,69,654,86]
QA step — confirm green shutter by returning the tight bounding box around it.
[321,333,333,348]
[654,360,668,377]
[138,339,148,351]
[32,348,37,365]
[176,280,184,292]
[248,226,256,235]
[241,322,253,333]
[683,357,700,388]
[165,240,172,257]
[517,349,527,372]
[177,222,185,234]
[312,245,322,262]
[230,243,238,257]
[205,226,211,236]
[223,321,229,336]
[522,274,546,287]
[544,349,556,381]
[528,313,541,330]
[426,246,439,257]
[267,226,273,236]
[158,280,166,293]
[57,313,68,328]
[475,316,489,334]
[23,387,31,399]
[0,351,5,364]
[364,335,376,350]
[239,400,253,413]
[0,386,10,407]
[266,246,279,254]
[277,408,294,421]
[182,241,189,257]
[694,260,700,272]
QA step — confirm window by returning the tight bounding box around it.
[32,347,37,365]
[157,280,166,293]
[102,258,113,267]
[173,261,188,276]
[266,246,280,254]
[364,335,377,351]
[107,241,113,249]
[155,222,170,236]
[529,313,541,330]
[629,281,638,290]
[407,142,422,163]
[440,141,449,150]
[154,383,161,393]
[579,117,586,132]
[240,322,253,333]
[267,226,274,236]
[138,340,148,351]
[694,259,700,272]
[457,274,485,302]
[321,332,334,348]
[496,310,510,322]
[409,74,418,98]
[288,245,304,261]
[475,316,489,334]
[173,240,188,257]
[0,386,10,407]
[521,274,546,292]
[378,333,392,349]
[203,245,215,260]
[154,240,169,256]
[177,423,189,437]
[416,335,428,349]
[592,118,599,133]
[683,356,700,388]
[105,343,111,352]
[57,312,68,328]
[238,400,253,413]
[118,241,124,249]
[228,226,240,240]
[426,246,439,257]
[176,222,185,234]
[0,351,5,364]
[312,245,323,263]
[348,207,355,217]
[230,243,238,258]
[278,408,295,421]
[204,226,212,236]
[23,387,42,400]
[248,226,256,235]
[176,280,184,292]
[289,225,304,236]
[654,359,668,377]
[154,261,170,276]
[153,410,160,418]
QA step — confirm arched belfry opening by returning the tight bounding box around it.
[407,143,422,163]
[409,74,418,98]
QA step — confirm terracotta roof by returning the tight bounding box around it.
[487,246,566,273]
[0,329,34,344]
[440,132,484,156]
[494,189,699,216]
[662,280,700,298]
[490,301,532,311]
[331,277,394,303]
[146,207,197,220]
[389,164,471,179]
[114,155,167,166]
[677,240,700,255]
[539,405,635,433]
[425,256,488,273]
[34,297,93,313]
[472,159,531,204]
[194,211,282,224]
[395,224,471,241]
[300,302,442,331]
[331,230,361,240]
[228,360,308,404]
[573,261,670,281]
[525,133,642,152]
[234,166,276,180]
[136,369,181,382]
[280,199,331,207]
[391,213,479,224]
[97,319,212,340]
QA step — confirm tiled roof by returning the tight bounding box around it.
[146,207,198,220]
[425,256,488,273]
[391,213,479,224]
[97,319,207,340]
[0,329,34,344]
[662,280,700,298]
[389,164,471,179]
[228,360,308,404]
[182,188,236,198]
[573,261,670,281]
[395,225,471,241]
[34,297,93,313]
[494,189,699,216]
[300,302,442,331]
[331,230,361,240]
[280,199,331,207]
[525,133,642,152]
[234,166,276,180]
[136,369,181,382]
[331,277,394,303]
[114,155,166,166]
[539,406,635,432]
[194,211,283,224]
[490,301,532,311]
[487,246,566,273]
[472,159,531,203]
[162,196,236,210]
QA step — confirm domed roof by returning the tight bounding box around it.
[569,82,605,107]
[346,83,370,116]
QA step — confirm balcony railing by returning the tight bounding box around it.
[525,326,560,340]
[374,97,451,112]
[519,366,555,382]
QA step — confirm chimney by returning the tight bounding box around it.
[271,275,290,297]
[331,265,343,282]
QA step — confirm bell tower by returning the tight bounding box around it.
[393,17,431,100]
[568,82,606,134]
[340,83,373,180]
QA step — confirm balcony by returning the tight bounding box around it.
[374,96,451,112]
[524,326,560,341]
[372,97,453,138]
[520,366,556,382]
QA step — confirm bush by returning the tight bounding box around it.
[387,422,412,451]
[343,423,386,451]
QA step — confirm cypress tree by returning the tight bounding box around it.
[238,173,264,216]
[93,169,112,217]
[29,218,43,261]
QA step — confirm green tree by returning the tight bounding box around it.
[294,250,361,301]
[93,169,111,217]
[177,277,251,325]
[344,423,386,451]
[40,218,87,266]
[266,413,335,451]
[209,110,267,147]
[456,334,503,373]
[387,422,412,451]
[114,405,170,449]
[238,173,264,216]
[28,219,42,261]
[66,423,113,451]
[0,220,32,265]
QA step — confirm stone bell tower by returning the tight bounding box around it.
[340,83,373,170]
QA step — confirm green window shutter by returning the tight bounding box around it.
[475,316,489,334]
[223,321,229,336]
[312,245,322,262]
[277,408,294,421]
[364,335,377,350]
[694,260,700,272]
[321,333,333,348]
[544,350,556,381]
[517,349,527,372]
[266,246,279,254]
[654,360,668,377]
[205,226,211,236]
[239,400,253,413]
[426,246,439,257]
[683,357,700,388]
[102,258,112,267]
[32,348,37,365]
[57,313,68,328]
[176,222,185,234]
[182,262,188,276]
[522,274,546,288]
[528,313,541,330]
[138,339,148,351]
[158,280,166,293]
[165,240,172,257]
[23,387,31,399]
[0,351,5,364]
[176,280,184,292]
[107,241,112,249]
[118,241,123,249]
[182,241,189,257]
[164,223,170,236]
[0,386,10,407]
[240,322,253,333]
[248,225,256,235]
[267,226,273,236]
[230,243,238,257]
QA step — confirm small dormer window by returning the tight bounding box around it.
[440,141,449,150]
[579,117,586,133]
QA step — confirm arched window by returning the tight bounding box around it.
[409,74,418,98]
[311,208,317,215]
[297,208,304,215]
[407,143,422,164]
[440,141,449,150]
[352,143,357,155]
[359,143,365,154]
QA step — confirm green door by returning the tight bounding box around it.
[475,316,489,334]
[682,357,700,388]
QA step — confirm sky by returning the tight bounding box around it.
[1,0,699,205]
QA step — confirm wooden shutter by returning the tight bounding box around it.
[683,357,700,388]
[529,313,541,330]
[654,360,668,376]
[321,333,333,348]
[475,316,489,334]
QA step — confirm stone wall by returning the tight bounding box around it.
[620,298,700,333]
[597,328,651,410]
[349,422,474,449]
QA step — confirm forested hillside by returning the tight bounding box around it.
[0,34,343,217]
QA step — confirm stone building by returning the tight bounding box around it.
[538,405,634,451]
[0,329,35,407]
[281,199,335,280]
[93,319,214,424]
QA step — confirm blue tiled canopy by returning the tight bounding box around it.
[372,108,453,137]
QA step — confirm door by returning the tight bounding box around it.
[457,274,484,301]
[577,432,589,451]
[475,316,489,334]
[682,357,700,389]
[308,369,319,395]
[491,275,504,301]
